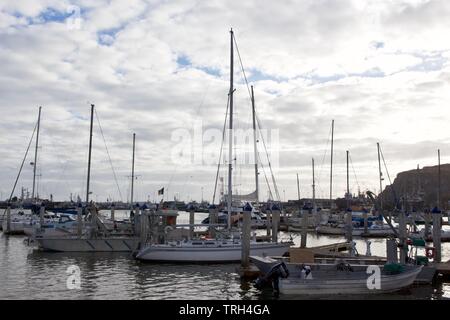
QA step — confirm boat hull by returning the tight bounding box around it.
[35,237,139,252]
[136,242,291,263]
[279,266,422,295]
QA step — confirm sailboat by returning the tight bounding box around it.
[136,29,291,262]
[34,105,139,252]
[2,107,43,235]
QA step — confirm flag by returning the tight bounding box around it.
[158,187,164,195]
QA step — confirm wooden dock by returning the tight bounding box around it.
[435,261,450,276]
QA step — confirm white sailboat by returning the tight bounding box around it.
[34,106,139,252]
[136,29,291,262]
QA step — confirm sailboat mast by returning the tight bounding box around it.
[377,142,383,211]
[227,28,234,230]
[131,133,136,207]
[438,149,441,209]
[312,158,316,213]
[330,119,334,209]
[31,106,42,201]
[346,150,350,208]
[86,104,94,204]
[251,85,259,205]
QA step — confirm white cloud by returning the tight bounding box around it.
[1,0,450,202]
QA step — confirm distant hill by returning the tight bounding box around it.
[381,164,450,210]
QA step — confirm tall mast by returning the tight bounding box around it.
[438,149,441,209]
[227,28,234,230]
[312,158,316,213]
[131,133,136,207]
[86,104,94,204]
[377,142,383,211]
[31,106,42,201]
[296,173,300,201]
[251,85,259,206]
[330,119,334,209]
[346,150,350,208]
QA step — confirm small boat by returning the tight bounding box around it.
[409,229,450,242]
[251,256,422,295]
[136,239,291,263]
[316,223,397,237]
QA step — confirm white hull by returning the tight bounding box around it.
[36,237,139,252]
[136,242,291,262]
[2,221,26,235]
[279,266,422,295]
[316,225,396,237]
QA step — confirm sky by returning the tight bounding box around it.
[1,0,450,203]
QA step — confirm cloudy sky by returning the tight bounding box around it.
[1,0,450,203]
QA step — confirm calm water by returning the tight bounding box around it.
[0,210,449,300]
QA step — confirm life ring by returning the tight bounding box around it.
[425,247,435,259]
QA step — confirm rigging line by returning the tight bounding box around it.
[349,154,361,191]
[379,147,393,186]
[258,152,274,201]
[232,34,252,101]
[380,145,400,208]
[212,94,230,204]
[317,123,332,185]
[255,113,281,201]
[235,31,280,202]
[1,121,38,218]
[94,109,123,202]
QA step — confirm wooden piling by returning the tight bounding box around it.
[345,210,353,243]
[432,210,442,263]
[363,210,368,234]
[140,209,147,245]
[6,206,11,233]
[189,208,195,240]
[110,203,115,222]
[241,206,251,267]
[398,207,407,264]
[271,207,280,243]
[386,239,398,263]
[266,209,271,237]
[301,211,307,248]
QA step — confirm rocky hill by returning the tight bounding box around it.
[381,164,450,210]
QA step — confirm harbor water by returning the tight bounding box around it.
[1,210,449,300]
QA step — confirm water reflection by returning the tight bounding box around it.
[0,211,449,299]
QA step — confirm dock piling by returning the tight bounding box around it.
[432,209,442,263]
[398,205,407,264]
[6,206,11,233]
[110,203,115,222]
[271,205,280,243]
[189,207,195,240]
[300,211,307,248]
[241,205,251,267]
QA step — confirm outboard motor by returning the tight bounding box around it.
[255,261,289,294]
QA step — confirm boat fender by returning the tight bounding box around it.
[301,265,313,279]
[425,247,435,259]
[164,226,174,234]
